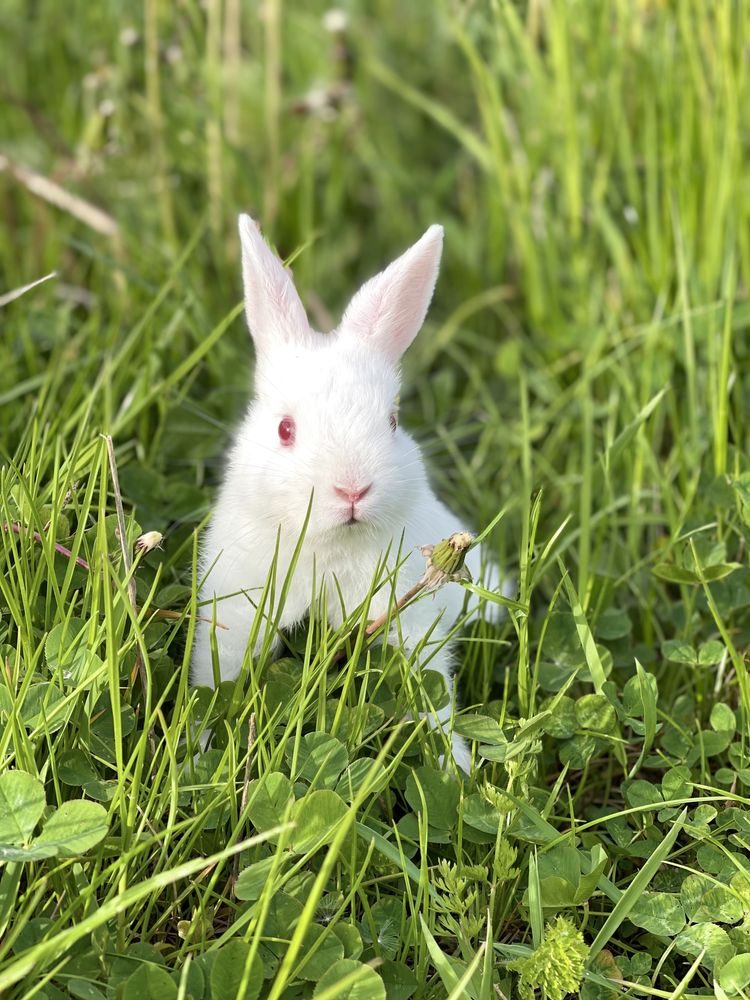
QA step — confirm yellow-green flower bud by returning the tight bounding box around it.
[419,531,474,589]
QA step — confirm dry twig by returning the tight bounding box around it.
[0,152,119,237]
[0,271,57,308]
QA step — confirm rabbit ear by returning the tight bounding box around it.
[339,225,443,361]
[238,214,310,354]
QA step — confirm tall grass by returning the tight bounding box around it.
[2,1,750,997]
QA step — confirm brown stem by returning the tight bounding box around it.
[364,579,427,637]
[2,521,90,570]
[330,577,429,666]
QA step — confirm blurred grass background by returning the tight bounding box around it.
[2,0,747,488]
[2,0,747,538]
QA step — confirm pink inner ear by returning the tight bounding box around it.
[339,224,443,362]
[238,214,311,352]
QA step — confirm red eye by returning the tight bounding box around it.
[278,416,295,446]
[390,412,398,432]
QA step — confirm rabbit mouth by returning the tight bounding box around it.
[341,511,370,528]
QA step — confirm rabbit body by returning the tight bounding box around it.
[191,218,499,772]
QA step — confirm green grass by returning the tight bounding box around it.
[2,0,750,997]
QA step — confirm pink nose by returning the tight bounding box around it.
[334,483,372,505]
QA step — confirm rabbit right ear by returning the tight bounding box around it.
[338,225,443,363]
[238,214,311,355]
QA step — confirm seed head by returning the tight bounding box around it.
[322,8,349,32]
[134,530,164,555]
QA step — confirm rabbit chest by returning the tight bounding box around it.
[281,533,414,632]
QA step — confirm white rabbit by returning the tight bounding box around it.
[191,216,504,772]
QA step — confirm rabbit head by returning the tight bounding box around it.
[232,215,443,543]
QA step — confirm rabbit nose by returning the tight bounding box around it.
[334,483,372,505]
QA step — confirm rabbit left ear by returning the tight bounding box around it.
[238,214,311,357]
[339,225,443,362]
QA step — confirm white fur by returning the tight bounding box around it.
[191,217,502,772]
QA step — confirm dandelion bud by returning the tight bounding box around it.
[419,531,474,589]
